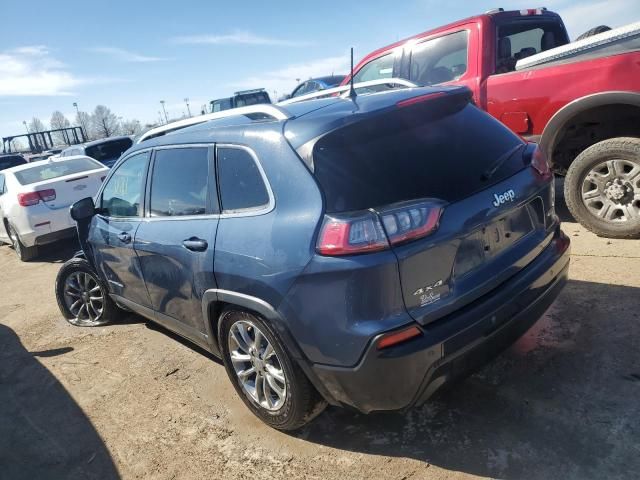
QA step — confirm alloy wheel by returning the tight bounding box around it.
[63,271,107,326]
[8,225,21,258]
[227,319,287,411]
[581,159,640,222]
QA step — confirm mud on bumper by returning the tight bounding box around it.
[311,232,571,413]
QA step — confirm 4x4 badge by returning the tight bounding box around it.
[413,279,443,296]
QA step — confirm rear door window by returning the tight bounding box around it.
[0,155,26,170]
[217,147,270,213]
[149,147,210,217]
[0,174,5,195]
[409,30,469,85]
[100,152,148,217]
[13,157,103,185]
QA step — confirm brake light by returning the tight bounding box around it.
[531,147,552,179]
[18,192,40,206]
[377,325,422,350]
[396,92,446,108]
[316,211,389,255]
[38,189,56,202]
[379,201,444,245]
[17,189,56,207]
[317,200,445,256]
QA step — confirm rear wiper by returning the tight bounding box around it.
[482,143,526,181]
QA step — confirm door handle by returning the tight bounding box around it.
[118,232,132,244]
[182,237,208,252]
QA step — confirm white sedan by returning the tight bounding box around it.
[0,155,108,261]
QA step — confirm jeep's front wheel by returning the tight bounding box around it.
[55,258,120,326]
[219,310,326,430]
[564,137,640,238]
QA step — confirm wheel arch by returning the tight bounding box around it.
[540,91,640,172]
[201,289,340,406]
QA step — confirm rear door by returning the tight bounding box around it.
[134,145,218,344]
[88,150,152,308]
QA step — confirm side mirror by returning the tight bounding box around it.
[70,197,96,222]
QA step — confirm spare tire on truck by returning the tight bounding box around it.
[564,137,640,238]
[576,25,611,40]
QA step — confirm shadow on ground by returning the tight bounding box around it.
[294,279,640,480]
[0,324,120,480]
[34,238,80,264]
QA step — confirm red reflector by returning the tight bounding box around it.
[38,189,56,202]
[18,192,40,206]
[396,92,446,108]
[377,326,422,350]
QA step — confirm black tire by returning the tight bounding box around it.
[7,224,38,262]
[219,309,326,430]
[576,25,611,41]
[564,137,640,238]
[55,257,121,326]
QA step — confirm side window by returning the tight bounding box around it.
[150,147,209,217]
[0,174,5,195]
[353,53,394,83]
[409,30,469,86]
[100,152,148,217]
[217,147,270,213]
[495,21,569,73]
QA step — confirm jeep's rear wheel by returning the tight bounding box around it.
[564,137,640,238]
[219,309,326,430]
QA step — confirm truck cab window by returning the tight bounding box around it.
[496,21,569,73]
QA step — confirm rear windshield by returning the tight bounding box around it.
[0,155,26,170]
[85,138,133,164]
[312,100,525,213]
[14,157,103,185]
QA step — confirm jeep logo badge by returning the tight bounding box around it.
[492,189,516,207]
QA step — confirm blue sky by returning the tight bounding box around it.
[0,0,637,138]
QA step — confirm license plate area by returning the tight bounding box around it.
[455,198,543,277]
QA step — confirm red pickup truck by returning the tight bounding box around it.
[344,8,640,238]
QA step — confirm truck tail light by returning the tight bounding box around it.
[316,200,445,256]
[377,325,422,350]
[531,146,552,179]
[17,189,56,206]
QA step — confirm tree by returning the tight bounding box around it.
[50,111,71,144]
[75,111,92,141]
[91,105,120,139]
[9,139,25,152]
[120,119,143,136]
[28,117,46,133]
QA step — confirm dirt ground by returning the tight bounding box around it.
[1,190,639,480]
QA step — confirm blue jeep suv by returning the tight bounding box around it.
[55,85,570,430]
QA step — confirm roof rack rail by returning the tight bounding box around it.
[277,77,418,106]
[137,104,290,144]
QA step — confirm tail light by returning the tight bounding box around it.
[316,200,445,256]
[17,189,56,207]
[378,200,444,245]
[316,211,389,255]
[531,146,552,179]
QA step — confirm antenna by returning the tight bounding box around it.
[349,47,357,99]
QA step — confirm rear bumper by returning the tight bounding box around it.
[310,229,570,413]
[33,227,76,246]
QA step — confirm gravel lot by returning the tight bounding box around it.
[1,191,639,480]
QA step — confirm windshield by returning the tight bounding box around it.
[0,155,26,171]
[85,139,133,164]
[14,157,103,185]
[312,101,525,213]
